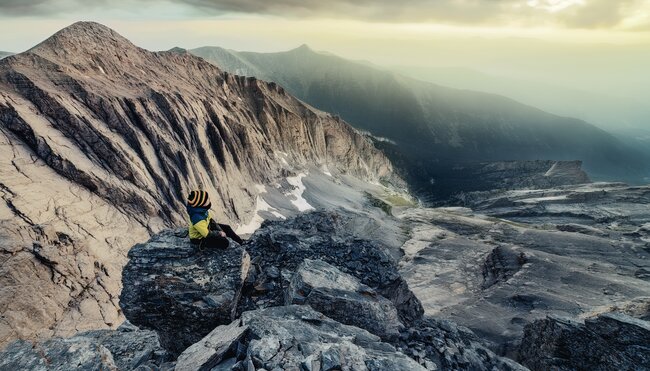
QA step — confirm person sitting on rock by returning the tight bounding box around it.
[186,190,244,249]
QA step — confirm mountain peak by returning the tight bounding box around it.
[168,46,187,54]
[29,21,136,55]
[290,44,314,53]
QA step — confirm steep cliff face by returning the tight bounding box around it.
[0,22,397,346]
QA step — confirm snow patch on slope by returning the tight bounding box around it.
[286,173,315,212]
[237,185,286,235]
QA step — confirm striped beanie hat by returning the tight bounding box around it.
[187,190,210,208]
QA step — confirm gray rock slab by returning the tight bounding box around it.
[285,259,403,339]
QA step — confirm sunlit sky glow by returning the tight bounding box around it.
[1,0,650,53]
[1,0,649,110]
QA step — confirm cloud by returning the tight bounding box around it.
[0,0,649,30]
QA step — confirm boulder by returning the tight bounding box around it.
[239,211,424,324]
[518,313,650,370]
[285,259,403,339]
[120,228,250,355]
[0,321,170,370]
[179,305,424,371]
[175,320,248,371]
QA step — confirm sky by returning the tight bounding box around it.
[0,0,649,130]
[1,0,650,53]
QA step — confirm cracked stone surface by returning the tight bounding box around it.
[398,183,650,356]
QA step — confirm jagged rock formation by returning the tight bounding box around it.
[175,319,248,371]
[120,229,250,355]
[178,305,424,371]
[518,313,650,370]
[399,182,650,357]
[481,246,528,289]
[285,259,403,340]
[120,210,524,370]
[121,211,421,354]
[396,317,525,370]
[235,211,423,325]
[0,321,170,370]
[0,21,397,346]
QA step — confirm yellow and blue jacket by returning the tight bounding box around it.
[187,205,212,240]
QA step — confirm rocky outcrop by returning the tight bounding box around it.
[120,211,420,353]
[518,313,650,370]
[119,229,250,355]
[119,211,522,370]
[175,320,248,371]
[0,321,170,370]
[0,21,398,345]
[481,246,527,289]
[285,259,403,340]
[237,211,424,325]
[396,318,527,371]
[179,305,424,371]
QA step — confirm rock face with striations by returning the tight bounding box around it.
[120,229,250,355]
[518,313,650,370]
[0,21,397,345]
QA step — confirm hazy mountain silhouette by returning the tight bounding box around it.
[393,65,650,136]
[190,45,650,196]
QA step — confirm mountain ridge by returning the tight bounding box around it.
[190,44,650,193]
[0,21,398,346]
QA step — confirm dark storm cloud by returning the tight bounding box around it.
[0,0,647,30]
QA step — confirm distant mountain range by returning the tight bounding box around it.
[188,45,650,195]
[392,65,650,137]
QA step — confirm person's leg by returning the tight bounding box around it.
[202,232,229,249]
[218,223,244,244]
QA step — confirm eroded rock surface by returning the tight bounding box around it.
[120,229,250,355]
[396,317,527,371]
[399,182,650,356]
[175,320,248,371]
[0,321,170,370]
[518,313,650,371]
